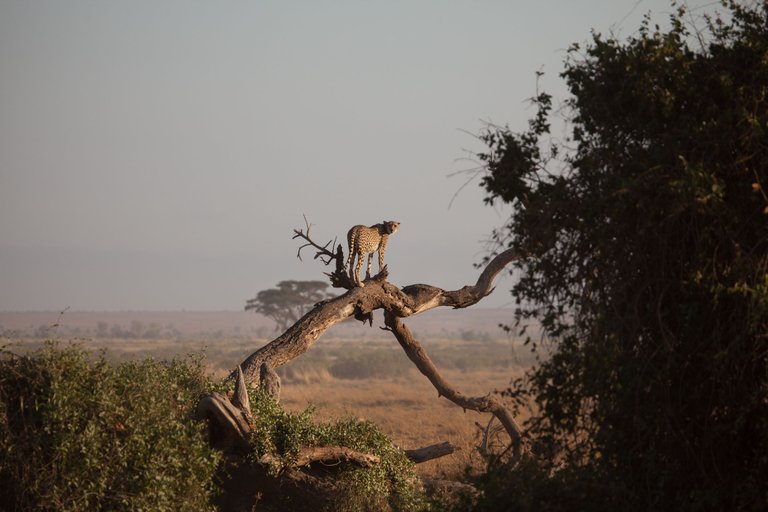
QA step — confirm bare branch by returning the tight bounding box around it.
[292,215,341,266]
[384,313,525,460]
[232,365,252,419]
[259,447,380,468]
[403,441,456,463]
[230,249,520,378]
[228,244,526,457]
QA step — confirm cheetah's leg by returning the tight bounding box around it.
[345,236,354,268]
[365,252,374,280]
[346,236,357,281]
[354,251,365,286]
[378,238,388,273]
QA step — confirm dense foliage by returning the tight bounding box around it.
[0,343,219,511]
[476,2,768,510]
[0,343,428,511]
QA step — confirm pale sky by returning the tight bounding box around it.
[0,0,717,311]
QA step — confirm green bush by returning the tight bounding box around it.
[247,388,428,511]
[0,343,220,511]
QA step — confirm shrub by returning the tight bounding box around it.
[0,343,220,511]
[247,388,428,511]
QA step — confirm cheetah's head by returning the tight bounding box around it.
[382,220,400,235]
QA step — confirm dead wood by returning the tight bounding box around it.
[384,312,525,460]
[258,362,281,402]
[229,243,525,455]
[231,365,252,419]
[230,247,520,384]
[203,224,528,509]
[259,446,380,468]
[196,365,253,453]
[403,441,456,463]
[196,392,251,453]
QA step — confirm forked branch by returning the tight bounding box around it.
[292,215,351,288]
[292,215,341,267]
[231,231,525,454]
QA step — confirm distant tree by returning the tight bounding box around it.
[245,280,333,331]
[96,321,109,338]
[474,2,768,511]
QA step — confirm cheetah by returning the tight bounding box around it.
[345,221,400,287]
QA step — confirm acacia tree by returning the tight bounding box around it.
[473,2,768,510]
[245,280,332,331]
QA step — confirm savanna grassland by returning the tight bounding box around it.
[0,309,535,481]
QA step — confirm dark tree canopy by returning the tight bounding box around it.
[476,2,768,510]
[245,280,332,331]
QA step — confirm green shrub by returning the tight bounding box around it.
[247,388,428,511]
[0,343,220,511]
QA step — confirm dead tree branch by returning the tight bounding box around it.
[259,447,380,469]
[403,441,456,463]
[292,215,338,265]
[229,240,525,455]
[291,215,350,288]
[384,313,525,460]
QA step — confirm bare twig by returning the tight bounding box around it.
[292,214,340,266]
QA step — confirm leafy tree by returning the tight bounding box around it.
[475,2,768,510]
[245,280,333,331]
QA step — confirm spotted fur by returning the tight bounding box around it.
[345,221,400,287]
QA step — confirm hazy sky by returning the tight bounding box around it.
[0,0,717,311]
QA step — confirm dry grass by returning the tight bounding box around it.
[280,367,528,480]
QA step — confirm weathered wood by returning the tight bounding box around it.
[196,392,251,453]
[403,441,456,463]
[231,248,521,384]
[259,446,380,468]
[231,365,252,419]
[202,240,527,510]
[228,247,526,455]
[384,313,526,459]
[259,362,281,402]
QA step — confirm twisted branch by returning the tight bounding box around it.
[233,223,525,454]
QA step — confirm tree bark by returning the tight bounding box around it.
[403,441,456,463]
[232,248,525,452]
[259,446,380,468]
[196,392,252,453]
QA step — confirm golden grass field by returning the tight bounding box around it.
[280,366,529,480]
